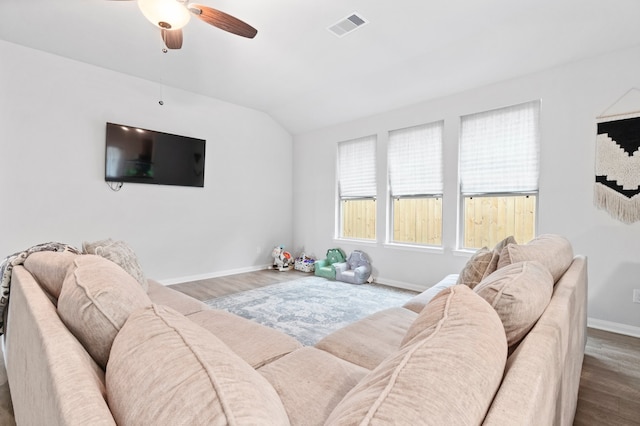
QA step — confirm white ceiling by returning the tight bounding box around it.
[2,0,640,135]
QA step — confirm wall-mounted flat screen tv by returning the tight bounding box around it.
[105,122,205,187]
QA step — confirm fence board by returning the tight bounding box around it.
[341,195,534,247]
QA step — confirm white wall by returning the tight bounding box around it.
[293,44,640,331]
[2,38,639,331]
[0,40,293,282]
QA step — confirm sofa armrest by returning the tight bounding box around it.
[314,259,329,268]
[354,264,371,274]
[353,265,371,281]
[333,262,348,274]
[6,267,116,425]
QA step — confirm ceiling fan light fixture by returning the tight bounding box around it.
[138,0,191,30]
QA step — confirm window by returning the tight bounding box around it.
[459,100,540,249]
[388,121,443,246]
[337,136,377,240]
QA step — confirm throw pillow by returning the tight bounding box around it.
[456,247,499,289]
[497,234,573,282]
[81,238,114,254]
[327,285,507,426]
[57,255,152,368]
[474,260,553,349]
[107,304,290,425]
[23,251,78,299]
[493,235,517,254]
[82,239,147,291]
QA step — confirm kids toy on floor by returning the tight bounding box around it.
[294,253,316,272]
[271,245,293,271]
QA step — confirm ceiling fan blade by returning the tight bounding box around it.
[162,28,183,49]
[188,4,257,39]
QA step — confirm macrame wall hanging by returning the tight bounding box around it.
[594,88,640,224]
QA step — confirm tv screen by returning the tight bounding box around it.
[105,122,205,187]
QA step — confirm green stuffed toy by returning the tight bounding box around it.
[314,248,347,280]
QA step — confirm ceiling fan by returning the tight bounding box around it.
[114,0,257,49]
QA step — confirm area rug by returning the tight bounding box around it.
[204,276,416,346]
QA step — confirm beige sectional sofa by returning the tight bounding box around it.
[3,234,587,425]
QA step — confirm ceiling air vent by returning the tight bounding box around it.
[328,12,369,37]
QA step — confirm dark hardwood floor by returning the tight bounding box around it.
[170,270,640,425]
[169,269,311,300]
[574,328,640,426]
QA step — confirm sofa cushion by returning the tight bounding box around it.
[107,304,290,425]
[315,307,417,370]
[259,347,368,426]
[327,285,507,426]
[187,309,303,368]
[402,274,458,313]
[57,255,152,368]
[23,251,78,299]
[82,239,147,291]
[497,234,573,282]
[146,279,208,316]
[456,247,498,289]
[474,260,553,349]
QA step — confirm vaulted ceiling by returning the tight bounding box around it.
[2,0,640,134]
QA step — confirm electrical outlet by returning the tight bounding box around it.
[634,289,640,304]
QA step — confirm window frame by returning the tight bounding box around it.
[336,135,377,241]
[387,121,444,248]
[458,101,541,249]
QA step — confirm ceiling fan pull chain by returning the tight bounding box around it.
[159,48,167,106]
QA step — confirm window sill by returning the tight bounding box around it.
[333,237,379,247]
[452,248,477,257]
[382,243,444,254]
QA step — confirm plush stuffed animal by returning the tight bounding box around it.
[271,246,292,271]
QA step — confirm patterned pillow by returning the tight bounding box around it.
[82,239,147,291]
[493,235,517,255]
[456,247,499,289]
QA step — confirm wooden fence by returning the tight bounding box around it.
[341,199,376,239]
[341,195,536,248]
[462,195,536,248]
[392,198,442,245]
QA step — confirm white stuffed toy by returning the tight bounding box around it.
[271,246,292,271]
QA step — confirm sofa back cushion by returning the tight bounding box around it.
[57,255,152,368]
[497,234,573,282]
[326,285,507,426]
[23,251,78,299]
[474,261,553,349]
[107,304,290,425]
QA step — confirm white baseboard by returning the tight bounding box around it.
[374,277,427,293]
[157,264,272,286]
[588,317,640,339]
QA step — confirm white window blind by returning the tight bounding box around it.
[388,121,443,197]
[338,135,377,198]
[459,100,540,195]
